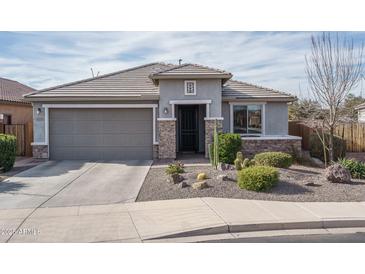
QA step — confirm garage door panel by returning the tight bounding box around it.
[102,109,151,121]
[49,108,153,160]
[74,121,103,134]
[102,120,152,134]
[73,109,102,120]
[101,147,152,160]
[102,133,151,146]
[73,135,103,146]
[50,109,75,120]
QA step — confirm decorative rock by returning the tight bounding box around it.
[325,164,352,184]
[168,174,184,184]
[179,181,188,188]
[197,172,207,181]
[192,181,208,190]
[217,162,226,171]
[217,174,229,181]
[218,163,235,171]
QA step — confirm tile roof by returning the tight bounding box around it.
[149,63,232,79]
[355,102,365,110]
[0,77,34,104]
[26,63,175,99]
[25,62,295,102]
[222,80,296,101]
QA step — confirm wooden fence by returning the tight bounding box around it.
[1,122,33,156]
[334,123,365,152]
[288,121,315,150]
[289,121,365,152]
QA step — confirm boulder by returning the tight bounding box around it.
[218,163,235,171]
[179,181,188,188]
[197,172,208,181]
[192,181,209,190]
[168,174,184,184]
[325,164,352,184]
[217,174,229,181]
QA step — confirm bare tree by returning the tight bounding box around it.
[305,32,364,162]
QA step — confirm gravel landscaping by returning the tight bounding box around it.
[137,164,365,202]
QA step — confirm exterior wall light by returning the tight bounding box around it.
[163,107,168,115]
[37,108,42,115]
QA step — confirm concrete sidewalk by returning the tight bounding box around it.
[2,197,365,243]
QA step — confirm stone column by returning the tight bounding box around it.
[158,119,177,159]
[204,118,223,158]
[32,144,49,159]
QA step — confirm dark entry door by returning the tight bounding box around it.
[179,105,199,152]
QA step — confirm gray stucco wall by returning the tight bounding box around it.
[159,79,222,118]
[221,101,289,135]
[265,102,288,135]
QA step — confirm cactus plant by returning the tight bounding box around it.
[234,158,243,171]
[243,158,251,168]
[236,151,244,161]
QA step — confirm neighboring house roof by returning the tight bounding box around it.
[149,63,232,82]
[24,62,295,102]
[0,77,34,104]
[222,80,295,102]
[355,102,365,110]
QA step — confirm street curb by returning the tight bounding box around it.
[146,219,365,240]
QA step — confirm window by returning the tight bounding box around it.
[232,104,263,135]
[0,114,11,125]
[184,80,196,95]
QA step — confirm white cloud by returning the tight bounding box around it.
[0,31,364,97]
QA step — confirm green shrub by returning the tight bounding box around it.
[309,133,346,162]
[337,158,365,179]
[237,166,279,192]
[217,133,242,164]
[0,134,17,172]
[165,161,185,175]
[254,152,293,168]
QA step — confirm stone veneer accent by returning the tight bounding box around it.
[242,137,302,158]
[32,144,49,159]
[158,119,176,159]
[153,144,159,159]
[204,119,223,157]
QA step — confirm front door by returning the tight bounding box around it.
[178,105,199,152]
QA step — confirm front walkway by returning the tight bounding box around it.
[2,197,365,242]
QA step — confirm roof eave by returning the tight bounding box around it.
[222,96,297,103]
[24,94,160,102]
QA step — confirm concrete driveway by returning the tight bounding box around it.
[0,160,151,209]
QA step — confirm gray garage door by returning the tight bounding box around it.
[49,108,153,160]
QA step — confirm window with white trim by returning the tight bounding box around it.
[232,104,263,135]
[184,80,196,95]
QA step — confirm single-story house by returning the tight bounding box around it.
[355,103,365,122]
[24,62,301,160]
[0,77,35,156]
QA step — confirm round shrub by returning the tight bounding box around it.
[254,152,293,168]
[237,166,279,192]
[217,133,242,164]
[0,134,17,172]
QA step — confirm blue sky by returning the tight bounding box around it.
[1,31,365,97]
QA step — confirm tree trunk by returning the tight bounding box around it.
[328,127,334,162]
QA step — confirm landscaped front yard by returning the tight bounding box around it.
[137,164,365,202]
